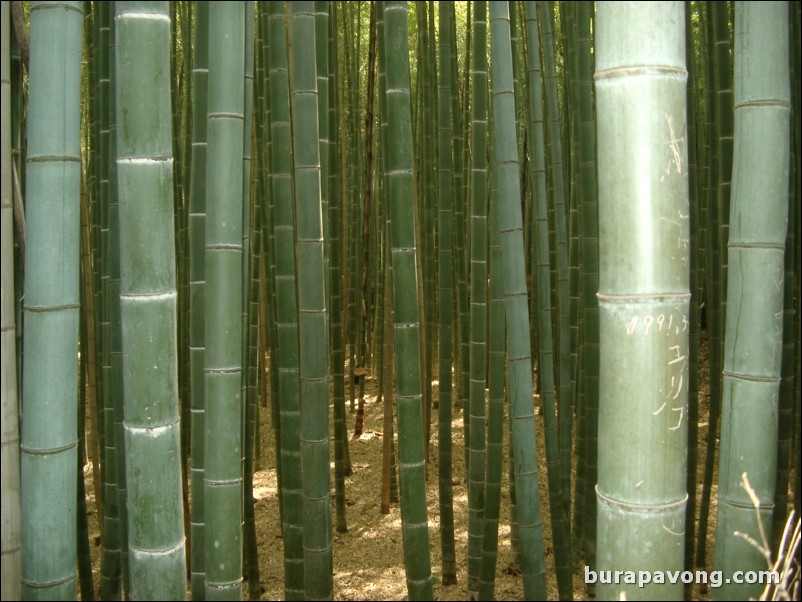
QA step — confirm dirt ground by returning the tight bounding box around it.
[81,336,747,601]
[251,377,529,601]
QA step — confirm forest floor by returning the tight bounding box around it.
[81,335,764,601]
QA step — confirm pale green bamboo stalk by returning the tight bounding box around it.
[115,3,187,598]
[1,2,21,598]
[205,3,246,599]
[713,4,790,600]
[288,3,333,599]
[489,2,547,598]
[383,3,434,599]
[595,3,690,600]
[20,2,82,599]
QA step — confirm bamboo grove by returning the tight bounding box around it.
[1,2,800,601]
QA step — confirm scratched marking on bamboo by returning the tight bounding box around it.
[626,311,688,431]
[626,313,688,336]
[662,111,684,181]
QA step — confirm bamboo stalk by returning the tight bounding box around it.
[595,3,690,599]
[20,3,83,598]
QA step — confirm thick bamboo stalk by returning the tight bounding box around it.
[595,3,690,600]
[115,3,187,598]
[20,2,83,598]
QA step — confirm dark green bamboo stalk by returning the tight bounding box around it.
[489,2,547,598]
[478,106,505,602]
[188,1,209,597]
[171,6,192,470]
[695,3,720,568]
[20,2,83,599]
[315,0,331,321]
[377,0,397,516]
[94,3,123,596]
[563,1,589,570]
[81,10,104,541]
[449,0,470,438]
[240,5,260,598]
[115,5,187,597]
[205,3,246,599]
[793,0,801,505]
[697,2,734,565]
[713,4,790,599]
[288,3,334,599]
[437,0,457,586]
[771,3,800,550]
[76,390,94,601]
[466,1,489,596]
[684,3,703,581]
[1,3,22,598]
[380,239,396,515]
[575,2,601,578]
[524,4,572,599]
[382,3,434,599]
[9,6,25,410]
[106,14,133,593]
[416,0,437,457]
[328,0,349,537]
[538,0,574,517]
[595,3,691,600]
